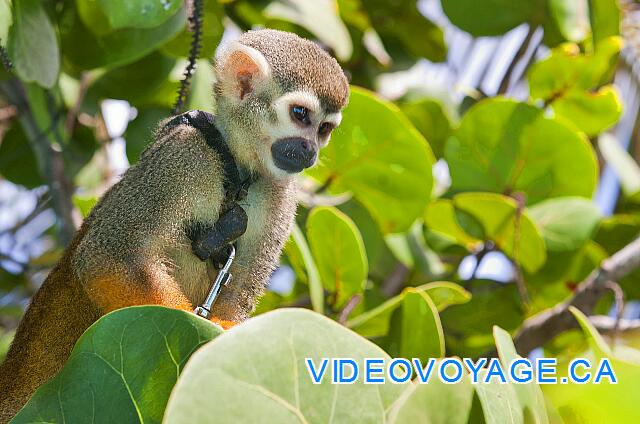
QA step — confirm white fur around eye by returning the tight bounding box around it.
[273,91,321,120]
[324,112,342,127]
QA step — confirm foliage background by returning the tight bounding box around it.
[2,0,640,423]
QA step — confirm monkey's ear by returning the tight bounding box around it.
[216,42,271,102]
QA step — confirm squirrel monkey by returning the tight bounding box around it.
[0,29,349,421]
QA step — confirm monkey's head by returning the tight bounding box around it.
[213,29,349,178]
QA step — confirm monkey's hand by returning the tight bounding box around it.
[191,203,248,264]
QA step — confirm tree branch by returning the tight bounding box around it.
[589,315,640,335]
[1,80,77,245]
[512,236,640,356]
[497,25,538,95]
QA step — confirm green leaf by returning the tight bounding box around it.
[385,289,445,359]
[291,223,324,314]
[72,195,98,218]
[307,207,367,307]
[598,133,640,197]
[441,0,544,36]
[164,309,405,423]
[441,281,524,357]
[88,52,176,105]
[568,306,612,358]
[493,327,549,424]
[474,369,523,424]
[186,60,215,113]
[548,0,590,42]
[454,193,546,273]
[162,0,224,59]
[589,0,620,44]
[424,199,483,251]
[364,0,446,63]
[528,37,621,102]
[388,366,473,424]
[0,0,12,41]
[399,98,453,158]
[418,281,472,311]
[12,306,221,424]
[125,106,170,163]
[8,0,60,88]
[98,0,182,29]
[529,197,601,252]
[347,282,468,338]
[265,0,352,61]
[553,85,622,135]
[60,6,185,70]
[0,124,44,188]
[308,87,435,233]
[445,98,598,204]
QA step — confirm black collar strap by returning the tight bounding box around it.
[165,110,256,210]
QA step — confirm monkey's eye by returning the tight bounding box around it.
[290,105,311,126]
[318,122,335,137]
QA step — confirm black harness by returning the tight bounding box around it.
[164,110,256,269]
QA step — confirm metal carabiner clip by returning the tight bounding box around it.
[194,245,235,318]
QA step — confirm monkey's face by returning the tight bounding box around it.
[265,91,342,176]
[214,34,348,179]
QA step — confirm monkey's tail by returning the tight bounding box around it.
[0,258,99,423]
[172,0,205,115]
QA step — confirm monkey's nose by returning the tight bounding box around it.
[271,137,317,173]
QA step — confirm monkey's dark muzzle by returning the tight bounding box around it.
[271,137,317,173]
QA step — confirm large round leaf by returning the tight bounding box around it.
[265,0,352,61]
[399,98,453,159]
[60,6,185,70]
[441,0,544,36]
[12,306,221,424]
[164,309,405,423]
[388,369,473,424]
[8,0,60,88]
[308,87,435,233]
[348,282,470,339]
[445,98,598,205]
[384,289,445,359]
[0,124,45,188]
[98,0,182,30]
[306,207,367,308]
[529,197,601,252]
[493,326,549,424]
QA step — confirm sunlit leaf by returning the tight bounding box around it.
[97,0,182,29]
[12,306,221,424]
[529,197,601,252]
[348,282,468,338]
[308,87,435,233]
[453,193,546,273]
[445,98,598,204]
[441,0,544,36]
[265,0,352,61]
[307,207,367,308]
[598,133,640,197]
[8,0,60,88]
[493,326,549,424]
[165,309,406,423]
[388,363,473,424]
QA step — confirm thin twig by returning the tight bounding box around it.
[497,25,538,95]
[64,72,91,137]
[1,80,77,245]
[511,236,640,356]
[605,280,625,343]
[338,294,362,325]
[381,263,410,297]
[511,192,530,306]
[590,315,640,334]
